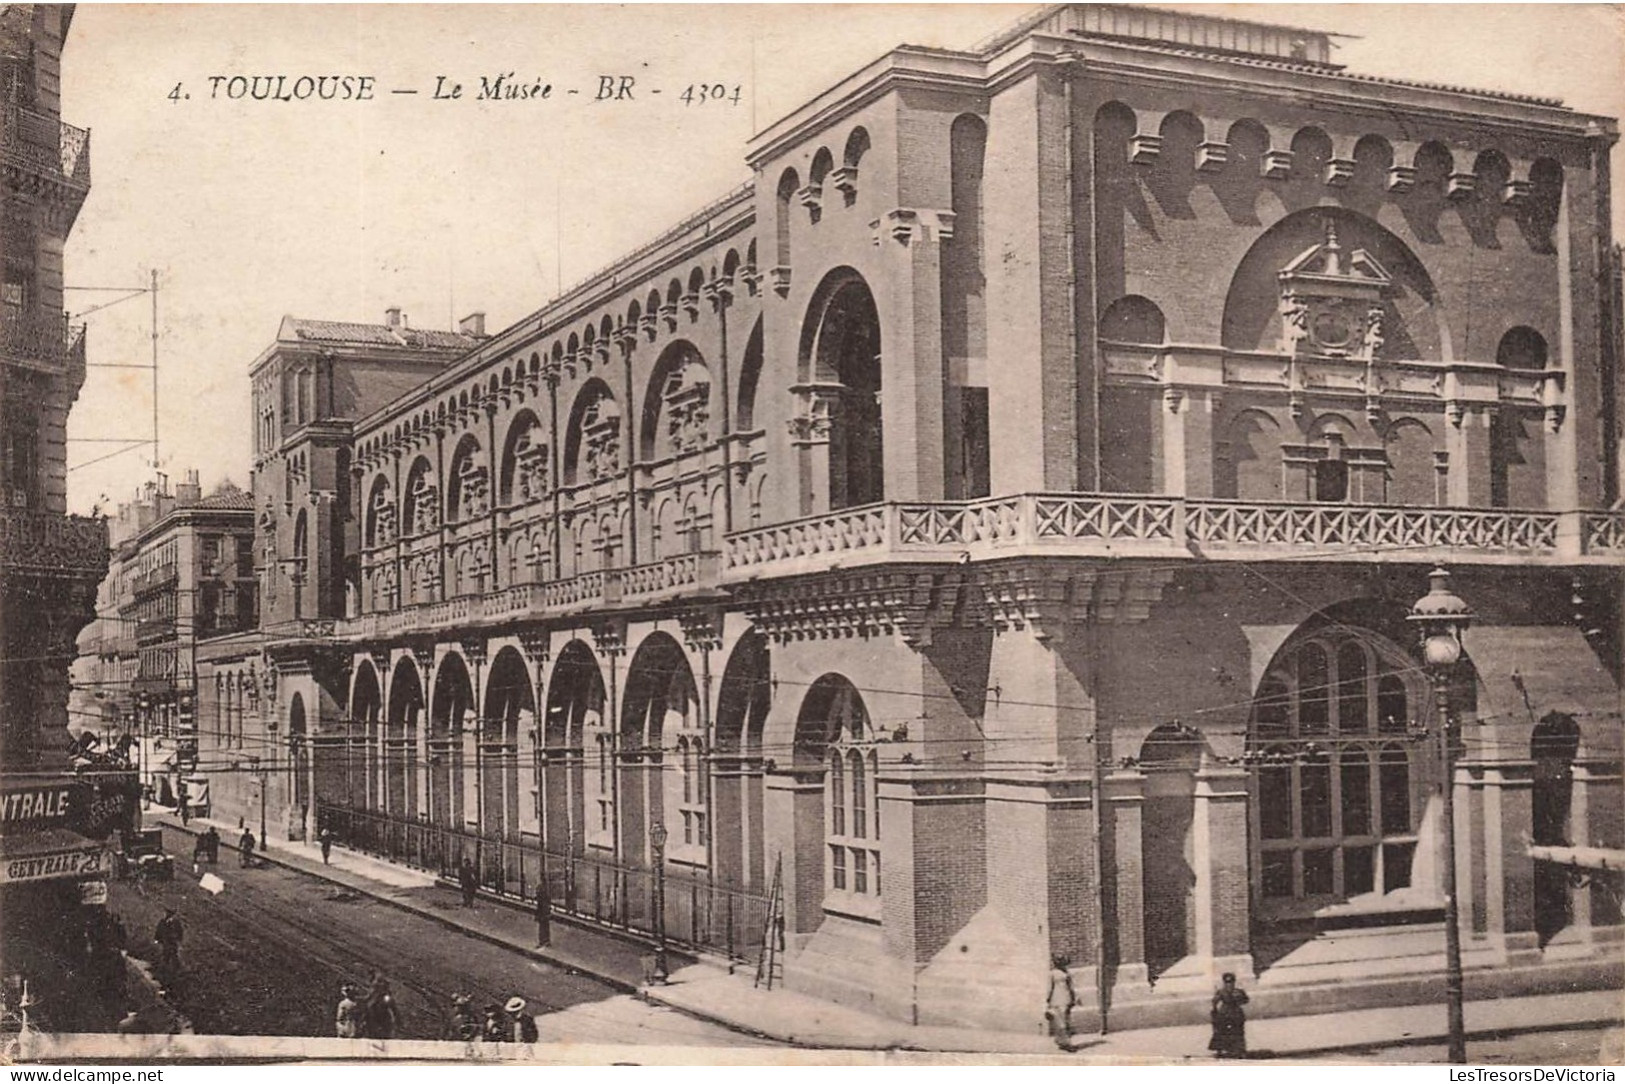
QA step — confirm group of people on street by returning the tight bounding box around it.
[190,827,222,866]
[450,992,538,1045]
[334,973,402,1040]
[1045,955,1250,1059]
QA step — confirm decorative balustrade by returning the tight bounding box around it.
[316,496,1616,645]
[724,494,1611,576]
[619,551,721,602]
[1583,510,1625,555]
[0,508,108,576]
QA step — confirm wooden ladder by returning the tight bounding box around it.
[753,853,786,989]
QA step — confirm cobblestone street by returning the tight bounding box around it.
[109,826,770,1047]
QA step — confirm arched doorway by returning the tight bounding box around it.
[348,660,382,824]
[430,653,473,833]
[386,658,424,823]
[1248,605,1442,941]
[619,634,701,930]
[544,641,605,911]
[1532,711,1581,946]
[715,630,771,892]
[1140,722,1205,978]
[800,272,883,511]
[484,646,535,892]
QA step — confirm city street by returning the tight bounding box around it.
[107,825,771,1047]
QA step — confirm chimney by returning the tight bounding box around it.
[459,312,487,337]
[176,469,202,505]
[385,307,401,329]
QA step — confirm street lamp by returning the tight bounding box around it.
[649,820,670,984]
[1408,566,1473,1065]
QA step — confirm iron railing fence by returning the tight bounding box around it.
[318,803,771,962]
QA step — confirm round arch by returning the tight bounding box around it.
[620,633,701,870]
[640,340,712,462]
[499,410,549,506]
[798,270,883,510]
[1220,207,1448,362]
[714,629,771,889]
[562,379,620,487]
[1246,600,1446,928]
[543,640,606,873]
[385,656,424,822]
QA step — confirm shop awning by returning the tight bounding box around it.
[0,827,109,885]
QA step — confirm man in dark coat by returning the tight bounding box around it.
[239,828,257,868]
[154,909,184,973]
[459,857,478,908]
[365,974,400,1040]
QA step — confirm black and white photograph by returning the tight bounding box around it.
[1,1,1622,1068]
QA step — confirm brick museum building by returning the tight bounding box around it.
[202,4,1623,1030]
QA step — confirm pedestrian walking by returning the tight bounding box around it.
[450,993,479,1041]
[154,908,184,975]
[239,828,256,868]
[1043,953,1077,1051]
[1208,972,1250,1059]
[459,857,478,908]
[364,974,401,1040]
[319,827,333,865]
[506,996,538,1043]
[335,984,360,1038]
[535,873,551,947]
[177,788,190,827]
[205,826,221,864]
[481,1003,507,1043]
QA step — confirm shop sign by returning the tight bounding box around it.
[0,784,75,828]
[1,846,107,885]
[79,879,109,905]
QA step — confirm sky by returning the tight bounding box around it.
[59,3,1625,515]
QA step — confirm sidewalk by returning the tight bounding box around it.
[150,811,1623,1059]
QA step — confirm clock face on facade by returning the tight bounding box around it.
[1312,307,1355,350]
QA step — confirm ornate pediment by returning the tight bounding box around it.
[1278,221,1392,362]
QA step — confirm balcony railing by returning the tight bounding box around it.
[0,105,91,186]
[0,309,82,370]
[318,499,1624,642]
[724,495,1624,575]
[0,507,108,577]
[333,552,723,640]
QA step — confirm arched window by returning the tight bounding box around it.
[801,273,883,510]
[798,675,880,911]
[1250,630,1431,916]
[1100,295,1167,344]
[775,169,798,269]
[1496,326,1549,370]
[500,413,548,505]
[446,436,489,522]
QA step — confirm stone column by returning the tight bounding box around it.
[874,208,951,501]
[763,768,826,936]
[1445,405,1495,507]
[1477,759,1539,961]
[1192,764,1252,981]
[1103,768,1149,988]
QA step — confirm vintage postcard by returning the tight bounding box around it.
[2,1,1622,1068]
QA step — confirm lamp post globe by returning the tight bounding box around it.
[1407,566,1472,1065]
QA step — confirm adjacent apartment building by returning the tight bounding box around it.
[211,4,1623,1031]
[72,472,256,812]
[0,2,138,1031]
